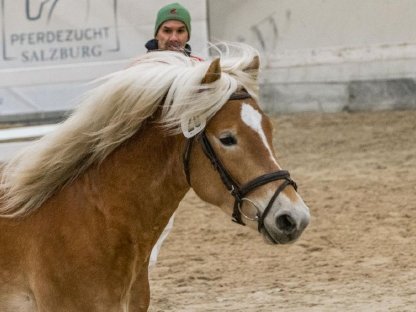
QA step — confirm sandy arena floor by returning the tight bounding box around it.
[148,110,416,312]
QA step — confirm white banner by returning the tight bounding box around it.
[0,0,208,120]
[1,0,121,67]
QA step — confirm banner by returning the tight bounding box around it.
[0,0,208,122]
[1,0,120,67]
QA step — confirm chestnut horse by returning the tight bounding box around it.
[0,44,310,311]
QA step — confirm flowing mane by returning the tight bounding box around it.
[0,43,260,217]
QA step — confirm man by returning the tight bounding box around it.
[145,2,202,60]
[146,2,200,268]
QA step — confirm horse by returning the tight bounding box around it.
[0,44,310,311]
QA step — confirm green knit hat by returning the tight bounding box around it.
[154,2,191,39]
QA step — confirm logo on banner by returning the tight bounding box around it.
[1,0,120,64]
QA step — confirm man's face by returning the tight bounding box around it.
[155,20,189,51]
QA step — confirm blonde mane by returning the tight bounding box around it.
[0,43,260,218]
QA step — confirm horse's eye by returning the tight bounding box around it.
[219,135,237,146]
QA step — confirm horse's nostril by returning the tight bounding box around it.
[276,214,297,234]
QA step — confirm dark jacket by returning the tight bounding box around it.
[145,39,192,57]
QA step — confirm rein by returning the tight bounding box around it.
[182,91,297,242]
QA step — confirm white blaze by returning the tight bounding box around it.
[240,103,279,166]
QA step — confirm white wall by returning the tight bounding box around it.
[209,0,416,112]
[2,0,416,120]
[209,0,416,82]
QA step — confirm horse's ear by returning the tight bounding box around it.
[202,58,221,84]
[244,55,260,73]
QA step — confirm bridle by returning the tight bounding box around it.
[182,91,298,241]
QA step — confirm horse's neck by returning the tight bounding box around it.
[73,123,189,244]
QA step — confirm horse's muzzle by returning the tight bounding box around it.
[262,208,310,245]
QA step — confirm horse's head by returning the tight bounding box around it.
[185,57,310,245]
